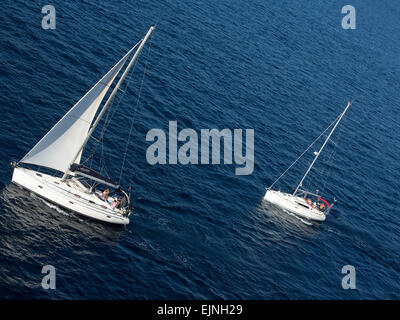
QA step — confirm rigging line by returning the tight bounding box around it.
[303,138,327,192]
[97,50,144,178]
[90,39,144,148]
[292,101,352,195]
[267,112,343,190]
[300,99,355,194]
[99,38,147,135]
[84,61,137,167]
[83,128,108,164]
[304,128,340,192]
[82,99,115,166]
[118,32,154,185]
[320,148,338,192]
[101,51,142,135]
[320,134,340,184]
[82,44,143,167]
[321,111,347,191]
[97,56,139,143]
[306,148,336,190]
[320,98,355,192]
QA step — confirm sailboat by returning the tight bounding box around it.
[10,26,155,225]
[264,101,351,222]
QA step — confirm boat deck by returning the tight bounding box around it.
[12,167,129,224]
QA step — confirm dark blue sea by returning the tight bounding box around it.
[0,0,399,299]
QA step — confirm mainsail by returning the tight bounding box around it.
[20,46,135,173]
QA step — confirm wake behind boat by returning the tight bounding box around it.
[11,26,155,225]
[264,102,352,222]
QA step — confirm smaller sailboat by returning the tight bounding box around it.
[264,102,351,222]
[10,26,155,225]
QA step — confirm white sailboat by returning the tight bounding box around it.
[264,101,351,222]
[10,26,155,225]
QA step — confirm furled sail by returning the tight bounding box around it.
[69,164,119,189]
[20,46,135,173]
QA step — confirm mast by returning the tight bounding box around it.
[293,101,351,196]
[62,26,155,181]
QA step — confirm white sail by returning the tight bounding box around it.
[20,46,135,173]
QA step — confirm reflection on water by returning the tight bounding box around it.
[0,184,125,248]
[0,183,128,299]
[254,199,320,240]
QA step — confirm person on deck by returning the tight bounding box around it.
[111,199,118,209]
[118,196,126,209]
[102,188,110,201]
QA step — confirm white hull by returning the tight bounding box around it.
[12,167,129,225]
[264,189,326,222]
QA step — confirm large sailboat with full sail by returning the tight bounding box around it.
[10,26,155,225]
[264,102,351,222]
